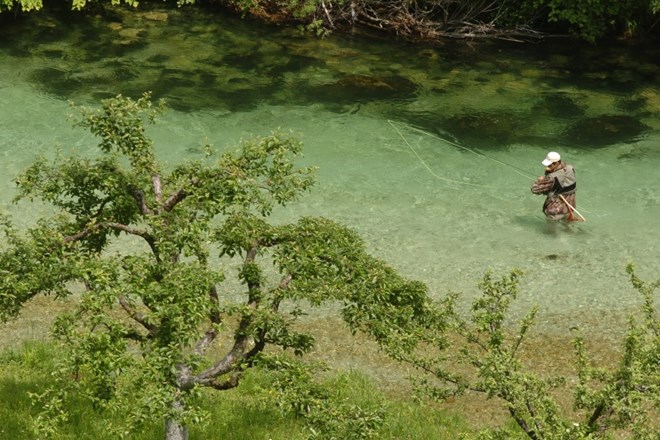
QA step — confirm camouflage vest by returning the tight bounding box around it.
[547,164,576,196]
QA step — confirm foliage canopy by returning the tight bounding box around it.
[0,93,431,439]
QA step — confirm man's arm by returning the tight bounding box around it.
[531,175,554,194]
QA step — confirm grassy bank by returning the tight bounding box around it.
[0,339,475,439]
[0,292,637,439]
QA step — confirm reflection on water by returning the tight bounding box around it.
[1,5,659,337]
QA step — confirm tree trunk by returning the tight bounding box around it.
[166,417,188,440]
[165,399,189,440]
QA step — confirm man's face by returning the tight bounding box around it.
[545,161,560,173]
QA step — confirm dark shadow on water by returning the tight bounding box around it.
[562,114,651,148]
[617,96,649,113]
[531,92,587,119]
[29,67,84,98]
[306,74,419,106]
[441,111,533,149]
[6,1,660,133]
[382,108,565,151]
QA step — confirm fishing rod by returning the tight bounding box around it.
[559,194,587,222]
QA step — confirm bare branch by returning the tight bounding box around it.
[321,0,335,28]
[351,0,545,43]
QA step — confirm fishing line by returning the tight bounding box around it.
[389,119,599,217]
[388,119,495,188]
[388,119,536,181]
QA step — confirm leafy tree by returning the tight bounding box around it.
[516,0,656,41]
[0,93,431,440]
[0,0,172,13]
[2,0,660,42]
[387,268,659,439]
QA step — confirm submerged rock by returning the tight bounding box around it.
[142,11,169,22]
[562,115,650,148]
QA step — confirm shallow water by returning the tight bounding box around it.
[1,6,659,338]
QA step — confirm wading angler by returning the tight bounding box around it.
[531,151,584,222]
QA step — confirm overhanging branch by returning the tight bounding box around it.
[64,222,151,243]
[162,178,200,212]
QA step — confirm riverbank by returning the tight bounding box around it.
[0,290,633,437]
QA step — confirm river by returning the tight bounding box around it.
[1,5,659,341]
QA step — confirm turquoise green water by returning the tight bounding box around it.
[1,6,659,337]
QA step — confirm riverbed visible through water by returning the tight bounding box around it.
[1,6,659,342]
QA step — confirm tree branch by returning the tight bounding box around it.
[587,402,607,430]
[193,328,218,356]
[118,295,156,335]
[193,340,248,386]
[206,374,240,390]
[509,406,539,440]
[128,186,153,215]
[152,173,162,204]
[321,0,335,28]
[243,273,291,360]
[162,178,199,212]
[208,285,222,324]
[194,272,293,385]
[64,222,149,242]
[64,221,160,260]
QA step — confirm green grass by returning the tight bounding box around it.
[0,340,474,440]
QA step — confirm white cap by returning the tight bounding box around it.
[542,151,561,166]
